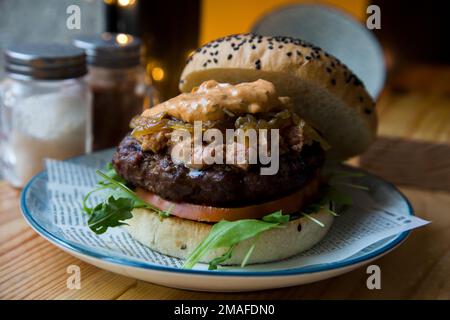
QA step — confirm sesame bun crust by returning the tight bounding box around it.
[180,33,377,160]
[124,207,333,265]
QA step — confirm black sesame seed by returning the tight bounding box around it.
[331,79,336,85]
[268,46,273,50]
[286,52,292,57]
[278,45,284,49]
[257,39,262,43]
[213,58,218,63]
[180,244,187,250]
[297,224,302,232]
[251,45,256,49]
[296,50,302,56]
[364,108,372,114]
[326,67,332,73]
[231,43,235,47]
[202,49,207,54]
[207,59,211,63]
[305,56,311,60]
[227,54,232,60]
[353,77,363,86]
[203,62,207,67]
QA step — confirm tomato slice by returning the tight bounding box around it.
[135,174,320,222]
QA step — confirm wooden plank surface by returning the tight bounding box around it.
[0,182,449,300]
[358,66,450,191]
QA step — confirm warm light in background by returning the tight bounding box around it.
[116,33,131,45]
[117,0,136,7]
[200,0,368,44]
[151,67,165,82]
[103,0,115,5]
[186,49,195,59]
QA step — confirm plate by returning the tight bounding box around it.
[20,150,413,292]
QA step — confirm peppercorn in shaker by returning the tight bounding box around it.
[74,33,157,151]
[0,43,92,188]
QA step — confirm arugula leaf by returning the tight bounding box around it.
[262,210,288,223]
[99,162,127,185]
[87,196,134,234]
[95,170,153,209]
[83,163,164,235]
[159,204,174,218]
[183,211,290,269]
[301,212,325,227]
[208,246,235,270]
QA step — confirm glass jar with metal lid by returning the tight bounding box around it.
[73,33,158,151]
[0,43,92,188]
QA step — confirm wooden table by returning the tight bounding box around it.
[1,66,449,300]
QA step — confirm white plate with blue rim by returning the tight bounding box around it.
[20,150,415,292]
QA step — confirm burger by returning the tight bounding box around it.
[84,34,377,269]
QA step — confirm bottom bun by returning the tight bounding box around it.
[123,207,333,265]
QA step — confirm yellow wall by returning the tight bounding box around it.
[200,0,368,44]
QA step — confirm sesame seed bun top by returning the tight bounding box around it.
[179,33,377,160]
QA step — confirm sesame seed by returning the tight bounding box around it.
[364,108,372,114]
[268,46,273,50]
[213,58,218,63]
[286,52,292,57]
[331,79,336,85]
[203,62,207,67]
[326,67,332,73]
[278,45,283,49]
[251,45,256,49]
[296,50,302,56]
[305,56,311,60]
[227,54,232,60]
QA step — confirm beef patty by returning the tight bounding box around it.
[113,135,324,207]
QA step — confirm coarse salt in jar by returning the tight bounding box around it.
[0,43,92,188]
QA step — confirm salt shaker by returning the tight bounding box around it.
[0,43,92,188]
[74,33,158,151]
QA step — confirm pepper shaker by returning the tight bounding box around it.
[74,33,158,151]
